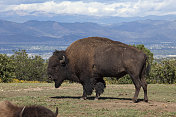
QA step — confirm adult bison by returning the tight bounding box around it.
[48,37,150,102]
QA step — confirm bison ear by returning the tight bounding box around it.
[53,50,59,55]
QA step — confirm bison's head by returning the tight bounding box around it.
[47,50,69,88]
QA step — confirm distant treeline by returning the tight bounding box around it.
[0,45,176,84]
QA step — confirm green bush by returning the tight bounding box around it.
[149,59,176,84]
[0,54,15,82]
[104,75,133,84]
[11,50,48,82]
[0,50,48,82]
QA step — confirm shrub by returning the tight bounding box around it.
[149,59,176,84]
[0,50,48,83]
[0,54,15,82]
[11,50,48,82]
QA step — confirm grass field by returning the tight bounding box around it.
[0,83,176,117]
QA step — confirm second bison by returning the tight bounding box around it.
[0,101,58,117]
[47,37,150,102]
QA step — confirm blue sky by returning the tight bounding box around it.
[0,0,176,22]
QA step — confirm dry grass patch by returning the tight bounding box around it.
[0,83,175,117]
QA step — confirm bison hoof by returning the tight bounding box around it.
[144,99,148,103]
[132,99,138,103]
[80,97,87,100]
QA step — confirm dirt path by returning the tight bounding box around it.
[86,99,176,113]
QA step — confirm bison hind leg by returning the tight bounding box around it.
[94,79,106,100]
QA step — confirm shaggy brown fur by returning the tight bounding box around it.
[48,37,150,102]
[0,101,58,117]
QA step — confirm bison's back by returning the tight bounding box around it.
[66,37,133,53]
[66,37,140,60]
[65,37,145,75]
[66,37,124,56]
[66,37,113,52]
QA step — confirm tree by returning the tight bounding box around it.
[28,55,48,81]
[149,59,176,84]
[11,50,47,81]
[0,54,15,82]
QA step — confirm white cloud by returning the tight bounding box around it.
[1,0,176,17]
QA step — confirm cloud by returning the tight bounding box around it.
[1,0,176,17]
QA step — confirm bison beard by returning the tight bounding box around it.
[0,101,58,117]
[48,37,150,103]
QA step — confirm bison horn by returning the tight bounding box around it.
[60,56,65,64]
[55,107,58,116]
[20,106,26,117]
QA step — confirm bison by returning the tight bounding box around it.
[0,101,58,117]
[48,37,150,102]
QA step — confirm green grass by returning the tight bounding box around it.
[0,83,176,117]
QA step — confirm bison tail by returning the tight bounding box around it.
[145,56,151,76]
[146,63,151,76]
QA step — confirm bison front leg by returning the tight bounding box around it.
[80,78,94,100]
[81,84,93,100]
[81,86,88,100]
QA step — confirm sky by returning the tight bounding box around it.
[0,0,176,22]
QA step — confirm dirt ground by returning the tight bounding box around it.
[86,100,176,113]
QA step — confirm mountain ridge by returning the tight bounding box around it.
[0,19,176,45]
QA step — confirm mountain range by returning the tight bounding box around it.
[0,19,176,45]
